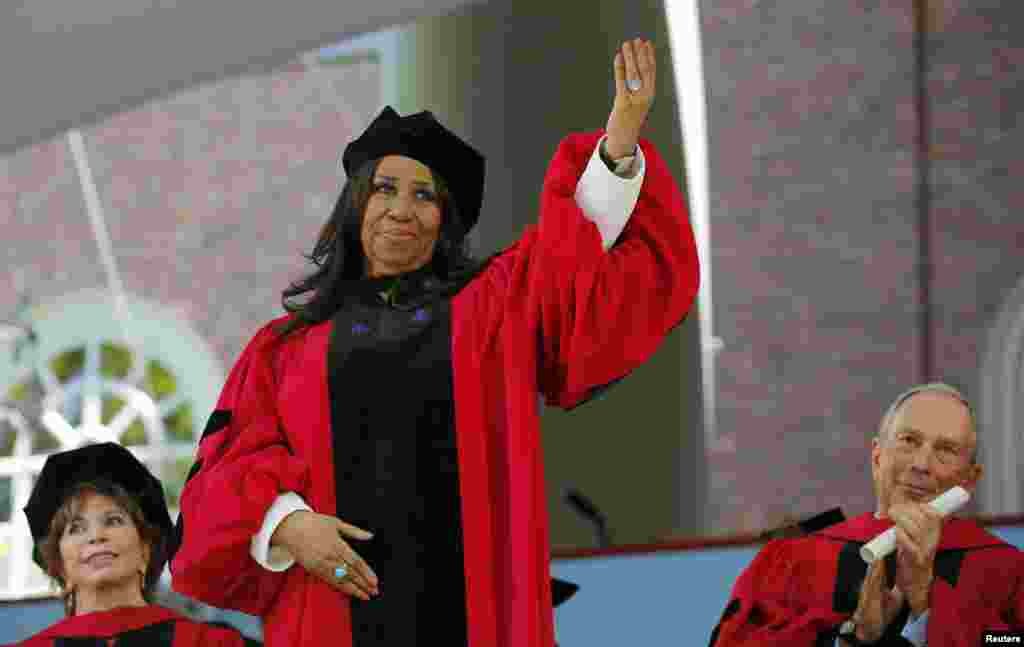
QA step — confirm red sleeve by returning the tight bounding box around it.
[175,621,250,647]
[925,548,1024,647]
[527,131,700,409]
[711,540,848,647]
[167,619,249,647]
[169,319,311,616]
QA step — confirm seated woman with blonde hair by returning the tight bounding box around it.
[10,442,245,646]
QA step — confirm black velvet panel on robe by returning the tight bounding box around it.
[328,274,467,647]
[54,619,174,647]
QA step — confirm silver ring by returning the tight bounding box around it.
[334,565,348,580]
[627,79,642,92]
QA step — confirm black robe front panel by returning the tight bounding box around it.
[328,283,467,647]
[53,619,173,647]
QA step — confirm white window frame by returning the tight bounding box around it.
[0,290,223,600]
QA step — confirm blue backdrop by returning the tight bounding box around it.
[3,526,1022,645]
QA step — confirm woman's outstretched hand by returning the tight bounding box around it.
[272,510,380,601]
[605,38,656,160]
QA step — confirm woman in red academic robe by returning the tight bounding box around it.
[10,442,245,647]
[169,37,699,646]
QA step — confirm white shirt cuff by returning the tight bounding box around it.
[250,491,312,572]
[835,610,929,647]
[901,608,929,647]
[574,135,646,251]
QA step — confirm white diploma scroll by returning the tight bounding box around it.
[859,486,970,563]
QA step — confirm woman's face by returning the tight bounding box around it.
[58,491,150,596]
[361,155,442,277]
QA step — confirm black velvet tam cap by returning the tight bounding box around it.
[23,442,173,567]
[342,106,485,234]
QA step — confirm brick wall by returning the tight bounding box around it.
[930,1,1024,398]
[701,0,1024,532]
[0,59,381,366]
[4,2,1023,538]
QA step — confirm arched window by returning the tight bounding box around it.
[0,289,223,599]
[978,275,1024,516]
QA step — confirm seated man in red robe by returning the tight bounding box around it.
[710,383,1024,647]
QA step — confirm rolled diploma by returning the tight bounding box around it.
[859,486,970,563]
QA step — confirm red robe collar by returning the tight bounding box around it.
[36,604,184,638]
[819,512,1007,551]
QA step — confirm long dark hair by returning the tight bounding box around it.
[278,159,487,337]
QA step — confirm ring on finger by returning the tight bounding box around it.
[627,78,642,92]
[334,564,349,580]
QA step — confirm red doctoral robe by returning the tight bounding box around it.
[169,131,699,646]
[8,605,245,646]
[710,512,1024,646]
